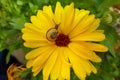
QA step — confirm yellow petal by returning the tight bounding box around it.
[25,45,55,59]
[89,62,97,74]
[95,30,104,33]
[50,52,61,80]
[78,42,108,52]
[23,41,50,48]
[69,15,95,38]
[22,34,47,41]
[23,23,44,33]
[61,2,75,35]
[22,23,46,41]
[61,49,71,67]
[43,47,59,80]
[65,48,86,79]
[72,9,90,27]
[61,47,70,80]
[43,5,54,19]
[78,59,93,75]
[30,16,42,28]
[68,42,102,62]
[26,59,34,68]
[22,23,52,48]
[68,9,90,34]
[84,19,100,33]
[32,65,42,72]
[37,10,55,30]
[58,75,64,80]
[74,8,80,16]
[71,31,105,42]
[60,61,70,80]
[32,45,57,67]
[65,48,96,76]
[54,2,64,24]
[31,12,55,32]
[72,53,96,76]
[33,66,42,76]
[22,27,45,38]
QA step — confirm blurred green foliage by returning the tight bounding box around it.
[0,0,120,80]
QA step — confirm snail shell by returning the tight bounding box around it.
[46,28,58,41]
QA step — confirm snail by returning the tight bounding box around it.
[46,23,60,41]
[46,28,58,41]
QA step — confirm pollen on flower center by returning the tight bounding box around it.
[55,33,70,46]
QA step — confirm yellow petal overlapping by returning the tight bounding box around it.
[22,2,108,80]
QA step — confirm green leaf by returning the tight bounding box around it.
[31,76,37,80]
[98,0,120,11]
[0,41,6,51]
[36,71,43,80]
[70,69,79,80]
[28,2,38,13]
[93,0,104,7]
[0,30,7,39]
[6,46,15,63]
[9,15,26,30]
[17,0,24,6]
[20,68,31,78]
[99,23,119,57]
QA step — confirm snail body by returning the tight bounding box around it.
[46,28,58,41]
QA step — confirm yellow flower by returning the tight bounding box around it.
[7,64,25,80]
[22,2,108,80]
